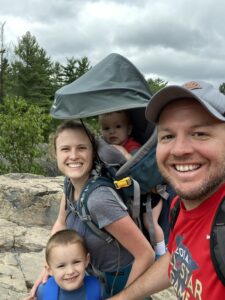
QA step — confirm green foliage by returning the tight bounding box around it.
[62,56,91,84]
[0,96,51,174]
[84,117,101,136]
[219,83,225,95]
[51,61,64,92]
[6,31,54,110]
[147,78,168,94]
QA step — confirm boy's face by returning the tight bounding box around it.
[47,243,90,291]
[100,112,132,145]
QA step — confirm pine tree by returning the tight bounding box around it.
[8,31,54,110]
[62,56,91,84]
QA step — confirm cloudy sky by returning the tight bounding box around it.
[1,0,225,87]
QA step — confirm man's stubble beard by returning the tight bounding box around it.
[158,164,225,202]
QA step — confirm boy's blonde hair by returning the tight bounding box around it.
[46,229,88,264]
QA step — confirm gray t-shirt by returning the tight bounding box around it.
[65,180,133,273]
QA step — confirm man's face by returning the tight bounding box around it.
[156,99,225,206]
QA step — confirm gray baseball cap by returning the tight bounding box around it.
[145,80,225,123]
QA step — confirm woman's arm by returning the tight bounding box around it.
[108,252,171,300]
[51,193,67,234]
[104,215,155,286]
[28,194,67,298]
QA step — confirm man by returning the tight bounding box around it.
[108,80,225,299]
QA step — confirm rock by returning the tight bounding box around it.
[152,287,176,300]
[0,173,63,226]
[0,173,176,300]
[0,221,50,299]
[0,173,63,299]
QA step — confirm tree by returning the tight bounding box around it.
[219,83,225,95]
[147,78,168,94]
[0,21,7,103]
[0,96,51,174]
[62,56,91,84]
[51,61,64,91]
[8,31,54,109]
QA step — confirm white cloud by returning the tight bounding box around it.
[0,0,225,86]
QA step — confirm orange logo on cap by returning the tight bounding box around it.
[182,81,202,90]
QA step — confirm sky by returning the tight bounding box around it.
[1,0,225,87]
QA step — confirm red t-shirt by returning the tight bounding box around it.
[168,184,225,299]
[123,137,141,154]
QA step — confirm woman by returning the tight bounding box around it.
[29,120,154,298]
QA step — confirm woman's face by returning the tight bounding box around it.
[55,128,94,186]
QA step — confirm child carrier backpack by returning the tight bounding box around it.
[65,129,174,247]
[170,196,225,286]
[43,275,101,300]
[51,52,174,248]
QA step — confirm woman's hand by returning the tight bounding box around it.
[23,295,37,300]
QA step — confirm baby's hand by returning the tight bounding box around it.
[112,145,132,160]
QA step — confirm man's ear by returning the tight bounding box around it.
[85,253,90,268]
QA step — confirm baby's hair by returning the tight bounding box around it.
[99,110,131,124]
[46,229,88,264]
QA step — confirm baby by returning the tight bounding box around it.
[99,110,166,258]
[99,111,141,160]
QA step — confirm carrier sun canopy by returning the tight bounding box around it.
[51,53,152,120]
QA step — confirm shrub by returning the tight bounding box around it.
[0,97,51,174]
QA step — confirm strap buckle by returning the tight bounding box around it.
[114,177,132,189]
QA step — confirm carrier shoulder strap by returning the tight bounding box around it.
[145,194,157,248]
[170,198,180,230]
[65,175,126,244]
[210,196,225,286]
[78,176,116,244]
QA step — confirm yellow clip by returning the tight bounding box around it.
[114,177,132,189]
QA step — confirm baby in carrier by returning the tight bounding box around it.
[99,110,166,258]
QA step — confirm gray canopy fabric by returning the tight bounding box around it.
[51,53,152,118]
[50,53,153,143]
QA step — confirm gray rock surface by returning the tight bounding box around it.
[0,173,176,300]
[0,173,63,299]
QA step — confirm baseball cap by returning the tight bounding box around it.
[145,80,225,123]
